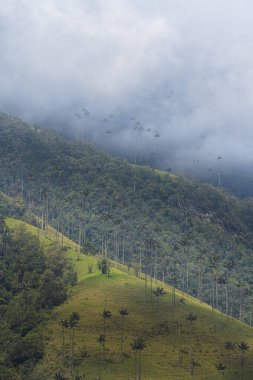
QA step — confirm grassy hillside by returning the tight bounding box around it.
[1,111,253,324]
[5,218,253,380]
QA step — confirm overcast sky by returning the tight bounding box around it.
[1,0,253,174]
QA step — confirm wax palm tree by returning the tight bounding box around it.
[101,309,112,356]
[119,308,129,361]
[167,274,177,322]
[54,372,66,380]
[98,335,105,378]
[69,312,80,374]
[186,313,197,375]
[238,341,250,380]
[153,287,166,315]
[236,279,247,320]
[178,321,183,366]
[180,234,192,293]
[131,337,146,380]
[215,362,226,377]
[60,319,69,361]
[224,341,236,380]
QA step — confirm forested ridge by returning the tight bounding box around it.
[1,111,253,326]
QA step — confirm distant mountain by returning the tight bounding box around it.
[1,111,253,325]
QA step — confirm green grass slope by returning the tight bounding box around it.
[5,218,253,380]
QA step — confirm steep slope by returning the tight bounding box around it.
[1,111,253,325]
[5,218,253,380]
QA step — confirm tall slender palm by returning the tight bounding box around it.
[180,234,192,294]
[224,341,236,380]
[178,321,183,367]
[69,312,80,374]
[236,280,247,320]
[153,287,166,316]
[168,274,177,322]
[60,319,69,361]
[101,309,112,355]
[186,313,197,375]
[98,335,105,378]
[238,341,250,380]
[119,308,129,361]
[131,337,146,380]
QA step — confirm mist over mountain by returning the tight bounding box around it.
[1,1,253,194]
[2,3,253,378]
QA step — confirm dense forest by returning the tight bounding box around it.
[0,213,77,379]
[1,111,253,328]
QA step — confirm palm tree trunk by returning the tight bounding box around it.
[150,268,153,304]
[71,327,74,374]
[225,283,228,317]
[154,247,157,283]
[241,352,244,380]
[145,271,148,304]
[138,351,142,380]
[212,274,215,312]
[62,328,65,361]
[239,292,243,320]
[216,279,219,309]
[139,247,142,278]
[189,324,192,375]
[178,322,182,365]
[197,269,201,300]
[69,327,72,374]
[186,259,189,294]
[120,316,124,362]
[98,346,101,379]
[103,320,106,358]
[135,350,138,380]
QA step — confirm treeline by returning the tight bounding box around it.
[0,217,77,380]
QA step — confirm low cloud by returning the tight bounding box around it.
[1,0,253,175]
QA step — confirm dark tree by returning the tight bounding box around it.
[97,258,111,275]
[153,287,166,316]
[131,337,146,380]
[97,334,105,378]
[69,312,80,374]
[224,341,236,380]
[186,313,197,375]
[101,309,112,356]
[54,372,67,380]
[238,341,250,380]
[60,319,69,361]
[119,308,129,361]
[215,361,226,377]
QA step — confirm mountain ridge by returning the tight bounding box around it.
[1,111,253,325]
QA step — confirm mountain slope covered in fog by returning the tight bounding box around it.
[1,111,253,325]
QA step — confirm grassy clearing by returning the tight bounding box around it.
[5,218,253,380]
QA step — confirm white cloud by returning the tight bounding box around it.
[1,0,253,170]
